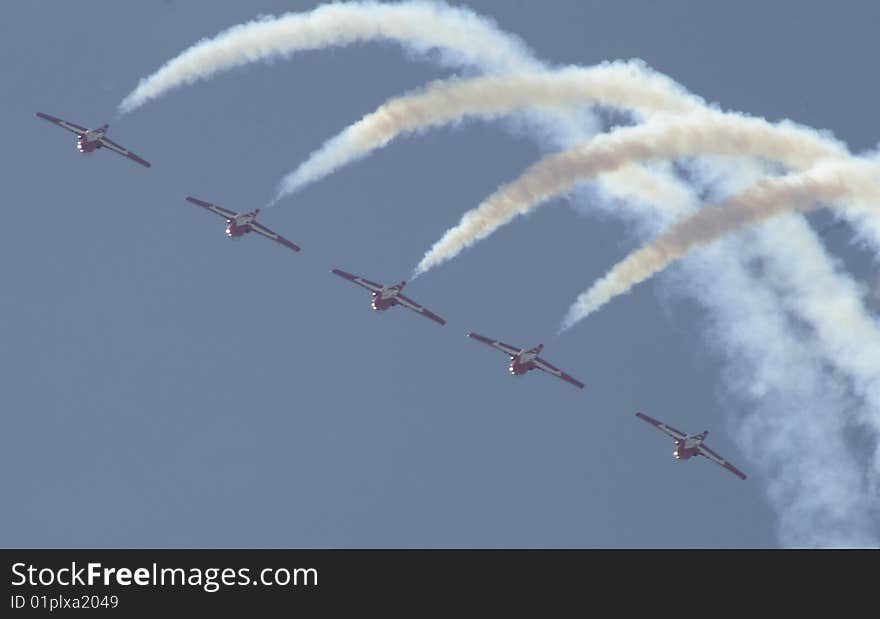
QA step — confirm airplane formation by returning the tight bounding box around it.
[34,111,748,482]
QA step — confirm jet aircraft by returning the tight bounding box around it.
[467,332,584,389]
[635,412,747,480]
[35,112,151,167]
[331,269,446,325]
[185,196,301,253]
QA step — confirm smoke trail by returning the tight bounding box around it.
[671,234,879,547]
[562,159,880,328]
[581,164,880,546]
[274,60,704,199]
[415,109,848,275]
[118,1,542,114]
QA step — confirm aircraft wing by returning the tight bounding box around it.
[248,220,302,253]
[98,136,151,167]
[331,269,384,293]
[185,196,239,220]
[467,332,522,357]
[396,294,447,326]
[635,412,688,440]
[533,356,585,389]
[35,112,88,135]
[697,443,748,480]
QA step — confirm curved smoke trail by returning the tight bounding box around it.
[118,0,880,545]
[414,109,849,275]
[118,1,541,114]
[273,60,704,199]
[562,158,880,328]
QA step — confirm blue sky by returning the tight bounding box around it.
[3,0,878,548]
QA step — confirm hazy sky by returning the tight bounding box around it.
[3,0,878,548]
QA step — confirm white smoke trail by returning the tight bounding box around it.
[672,235,879,547]
[562,159,880,328]
[118,1,542,114]
[578,163,880,546]
[274,60,704,199]
[118,0,880,545]
[415,109,849,275]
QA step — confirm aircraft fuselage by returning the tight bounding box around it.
[75,126,107,154]
[225,213,257,238]
[509,346,542,375]
[673,433,707,460]
[372,285,403,311]
[509,358,535,375]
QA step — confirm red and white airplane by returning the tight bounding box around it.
[331,268,446,325]
[35,112,151,167]
[635,412,747,480]
[466,332,584,389]
[185,196,301,253]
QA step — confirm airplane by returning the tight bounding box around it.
[466,332,584,389]
[635,412,747,480]
[184,196,301,253]
[330,268,446,325]
[35,112,151,167]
